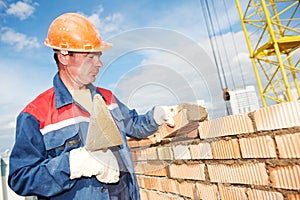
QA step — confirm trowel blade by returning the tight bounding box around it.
[85,94,123,151]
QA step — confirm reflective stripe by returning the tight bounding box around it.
[40,116,90,135]
[107,103,118,110]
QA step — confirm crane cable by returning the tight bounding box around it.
[221,0,252,109]
[221,0,246,89]
[200,0,231,115]
[200,0,227,89]
[210,0,237,90]
[202,0,257,114]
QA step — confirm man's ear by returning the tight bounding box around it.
[57,53,68,66]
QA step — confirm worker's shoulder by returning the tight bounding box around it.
[96,87,115,99]
[22,87,55,114]
[97,87,112,96]
[96,87,117,105]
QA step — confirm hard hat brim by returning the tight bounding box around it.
[44,40,112,52]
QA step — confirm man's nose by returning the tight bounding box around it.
[95,57,103,68]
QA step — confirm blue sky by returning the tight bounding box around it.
[0,0,255,153]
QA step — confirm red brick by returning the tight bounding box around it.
[135,149,147,161]
[146,147,158,160]
[275,133,300,158]
[131,150,138,162]
[142,177,152,190]
[218,185,247,200]
[147,190,183,200]
[169,163,205,181]
[288,194,300,200]
[269,165,300,190]
[198,113,254,139]
[195,183,218,200]
[178,181,196,199]
[136,176,152,190]
[207,163,269,185]
[140,189,149,200]
[134,163,145,175]
[189,143,213,159]
[150,177,164,192]
[157,146,174,160]
[254,101,300,131]
[144,163,168,177]
[136,175,143,188]
[239,135,277,158]
[161,178,180,194]
[172,144,191,160]
[247,189,283,200]
[125,138,151,148]
[137,175,154,190]
[138,138,154,147]
[127,139,139,148]
[134,163,168,177]
[178,103,208,121]
[211,139,241,159]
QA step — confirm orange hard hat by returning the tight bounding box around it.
[44,13,112,52]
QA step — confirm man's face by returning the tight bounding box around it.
[67,51,103,87]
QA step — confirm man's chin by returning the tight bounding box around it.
[89,77,97,83]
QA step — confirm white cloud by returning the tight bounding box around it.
[0,113,16,129]
[85,6,124,36]
[103,47,217,114]
[96,26,233,116]
[0,27,41,51]
[99,26,256,117]
[6,0,37,20]
[199,30,255,89]
[102,13,124,33]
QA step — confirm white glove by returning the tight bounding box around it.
[69,147,120,183]
[153,105,179,127]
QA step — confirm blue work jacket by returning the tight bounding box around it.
[8,73,159,199]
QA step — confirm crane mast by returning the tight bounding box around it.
[235,0,300,107]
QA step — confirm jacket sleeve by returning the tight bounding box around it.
[115,96,159,139]
[8,112,75,197]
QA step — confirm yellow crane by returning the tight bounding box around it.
[235,0,300,107]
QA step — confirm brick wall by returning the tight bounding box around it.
[128,100,300,200]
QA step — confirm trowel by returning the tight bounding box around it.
[85,94,123,151]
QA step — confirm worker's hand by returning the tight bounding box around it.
[153,105,179,127]
[69,147,119,183]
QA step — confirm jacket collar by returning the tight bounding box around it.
[53,73,104,109]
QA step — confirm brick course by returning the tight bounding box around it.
[254,101,300,131]
[129,101,300,199]
[198,113,254,139]
[189,143,212,159]
[218,185,247,200]
[247,189,284,200]
[239,135,277,158]
[195,183,218,200]
[172,145,191,160]
[169,163,205,181]
[211,139,241,159]
[207,163,269,185]
[269,165,300,190]
[275,132,300,158]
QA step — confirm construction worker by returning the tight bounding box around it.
[8,13,178,200]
